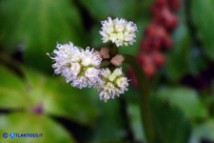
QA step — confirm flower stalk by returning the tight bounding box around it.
[125,54,155,143]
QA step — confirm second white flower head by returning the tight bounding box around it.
[97,68,129,102]
[52,42,102,89]
[100,17,137,47]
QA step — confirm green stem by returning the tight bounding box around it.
[125,55,155,143]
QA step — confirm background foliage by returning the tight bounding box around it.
[0,0,214,143]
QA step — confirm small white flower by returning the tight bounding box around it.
[81,48,101,67]
[116,77,129,89]
[50,42,102,89]
[100,91,110,101]
[96,68,129,102]
[85,68,99,78]
[52,42,79,74]
[70,62,81,76]
[100,17,137,47]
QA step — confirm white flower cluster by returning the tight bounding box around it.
[50,17,136,101]
[96,68,129,102]
[51,42,102,88]
[100,17,137,47]
[50,42,129,101]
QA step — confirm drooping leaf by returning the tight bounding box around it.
[192,0,214,59]
[0,65,99,125]
[0,113,75,143]
[157,87,208,120]
[25,69,99,124]
[0,0,87,71]
[0,66,28,109]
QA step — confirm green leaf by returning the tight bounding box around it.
[0,0,87,71]
[0,66,99,125]
[165,24,191,82]
[157,87,208,120]
[0,66,28,109]
[165,6,207,82]
[79,0,138,20]
[152,95,191,143]
[190,120,214,142]
[192,0,214,59]
[0,113,75,143]
[25,69,99,124]
[90,100,127,143]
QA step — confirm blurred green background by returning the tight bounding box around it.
[0,0,214,143]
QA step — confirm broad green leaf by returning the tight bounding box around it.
[152,95,191,143]
[0,66,99,125]
[0,113,75,143]
[190,120,214,142]
[25,69,99,124]
[192,0,214,59]
[90,100,127,143]
[157,87,208,120]
[79,0,153,21]
[0,66,29,109]
[79,0,138,20]
[0,0,87,71]
[165,5,207,82]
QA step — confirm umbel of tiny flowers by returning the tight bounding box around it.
[96,68,129,102]
[50,42,102,89]
[100,17,137,47]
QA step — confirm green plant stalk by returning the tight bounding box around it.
[125,55,155,143]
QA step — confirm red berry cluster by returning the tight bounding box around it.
[137,0,181,77]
